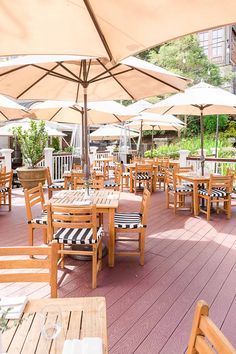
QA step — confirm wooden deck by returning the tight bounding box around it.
[0,188,236,353]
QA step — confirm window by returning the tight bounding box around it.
[199,32,209,56]
[212,28,223,57]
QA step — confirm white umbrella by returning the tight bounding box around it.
[0,1,235,61]
[0,119,66,137]
[148,81,236,173]
[0,93,27,121]
[0,55,190,178]
[128,113,184,154]
[90,124,139,140]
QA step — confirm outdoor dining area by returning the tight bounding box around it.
[0,1,236,353]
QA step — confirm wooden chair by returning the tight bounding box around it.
[0,241,59,298]
[45,166,65,199]
[24,183,48,245]
[197,174,233,221]
[73,175,85,190]
[103,164,121,190]
[187,300,235,354]
[166,168,193,213]
[47,204,103,289]
[92,176,104,190]
[112,189,151,265]
[156,159,169,191]
[132,164,153,194]
[72,163,82,170]
[0,170,13,211]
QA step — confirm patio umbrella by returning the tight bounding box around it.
[0,55,190,178]
[128,119,185,153]
[0,93,27,121]
[90,124,139,140]
[128,113,185,155]
[0,119,66,137]
[0,1,235,61]
[148,82,236,174]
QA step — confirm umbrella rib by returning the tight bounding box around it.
[90,68,134,83]
[76,64,83,102]
[133,67,186,92]
[0,64,29,77]
[88,61,121,82]
[83,0,113,61]
[161,106,175,114]
[113,114,122,122]
[56,62,83,83]
[96,59,135,99]
[16,63,61,99]
[32,63,80,83]
[0,110,9,121]
[47,107,63,121]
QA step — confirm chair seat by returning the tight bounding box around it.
[0,186,9,193]
[29,211,48,225]
[168,184,193,193]
[133,172,151,180]
[122,172,130,177]
[182,182,194,188]
[156,172,165,177]
[48,183,64,189]
[114,212,145,229]
[54,226,103,245]
[198,188,229,197]
[104,181,119,188]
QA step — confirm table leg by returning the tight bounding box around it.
[193,181,198,217]
[108,208,115,267]
[129,170,133,193]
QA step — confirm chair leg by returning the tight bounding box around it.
[43,228,48,244]
[60,244,65,268]
[227,197,231,219]
[28,226,34,246]
[207,198,211,221]
[8,190,11,211]
[174,193,177,213]
[166,190,170,208]
[139,231,145,266]
[48,189,52,199]
[92,245,97,289]
[98,240,102,271]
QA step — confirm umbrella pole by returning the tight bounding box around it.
[200,109,205,176]
[81,110,85,166]
[83,85,89,180]
[214,114,219,173]
[137,119,143,157]
[151,125,154,156]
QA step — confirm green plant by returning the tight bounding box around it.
[63,146,73,153]
[13,121,48,168]
[50,136,60,152]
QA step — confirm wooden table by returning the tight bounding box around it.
[176,172,211,217]
[3,297,108,354]
[50,189,120,267]
[125,163,158,193]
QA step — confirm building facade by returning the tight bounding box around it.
[198,25,236,92]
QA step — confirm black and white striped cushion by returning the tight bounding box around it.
[135,172,151,180]
[114,212,145,229]
[0,186,9,193]
[122,172,130,177]
[49,183,64,189]
[198,188,228,197]
[233,186,236,192]
[168,184,193,192]
[54,226,103,245]
[29,211,47,225]
[182,182,194,188]
[156,172,165,177]
[104,182,119,188]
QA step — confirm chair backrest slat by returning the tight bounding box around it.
[208,174,233,193]
[140,189,151,225]
[187,301,235,354]
[0,170,13,187]
[24,183,45,221]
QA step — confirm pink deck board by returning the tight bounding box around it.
[0,188,236,353]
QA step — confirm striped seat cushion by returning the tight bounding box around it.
[104,182,119,188]
[156,172,165,177]
[114,212,145,229]
[54,226,103,245]
[48,183,64,189]
[198,188,228,197]
[122,172,130,177]
[168,184,193,193]
[29,211,47,225]
[182,182,194,188]
[134,172,151,180]
[0,186,9,193]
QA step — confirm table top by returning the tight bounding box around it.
[63,170,103,177]
[3,297,108,354]
[50,189,120,209]
[176,172,216,182]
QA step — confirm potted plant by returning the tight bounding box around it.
[13,120,48,189]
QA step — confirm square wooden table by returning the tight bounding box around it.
[3,297,108,354]
[176,172,211,217]
[125,163,158,193]
[49,189,120,267]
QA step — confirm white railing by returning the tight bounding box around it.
[53,153,73,181]
[96,151,111,159]
[187,157,236,175]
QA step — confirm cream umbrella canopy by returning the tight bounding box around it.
[0,1,236,61]
[90,124,139,141]
[128,119,185,153]
[128,113,185,154]
[0,55,190,177]
[147,82,236,174]
[0,93,27,121]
